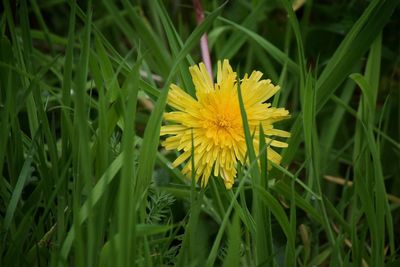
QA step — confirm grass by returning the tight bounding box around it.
[1,0,400,266]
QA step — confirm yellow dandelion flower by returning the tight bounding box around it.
[160,60,290,189]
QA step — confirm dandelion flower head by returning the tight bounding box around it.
[160,60,290,189]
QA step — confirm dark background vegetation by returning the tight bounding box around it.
[1,0,399,266]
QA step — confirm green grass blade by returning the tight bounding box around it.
[3,132,38,231]
[218,16,299,75]
[152,0,194,94]
[205,162,253,267]
[254,126,274,266]
[121,0,171,76]
[117,56,141,267]
[222,213,242,267]
[59,153,124,261]
[218,0,267,60]
[316,0,399,110]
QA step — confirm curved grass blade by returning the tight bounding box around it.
[3,130,39,231]
[218,16,299,75]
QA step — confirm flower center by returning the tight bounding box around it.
[216,114,232,129]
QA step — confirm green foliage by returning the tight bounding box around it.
[1,0,400,266]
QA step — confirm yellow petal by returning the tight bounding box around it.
[189,63,213,95]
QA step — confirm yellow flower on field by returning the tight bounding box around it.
[160,60,290,189]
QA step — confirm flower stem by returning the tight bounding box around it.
[193,0,213,79]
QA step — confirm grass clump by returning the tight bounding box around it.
[1,1,399,266]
